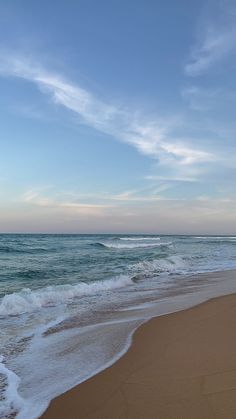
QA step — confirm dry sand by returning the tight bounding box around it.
[42,291,236,419]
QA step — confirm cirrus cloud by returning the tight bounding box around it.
[0,52,215,169]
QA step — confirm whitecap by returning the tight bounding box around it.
[98,241,172,249]
[119,237,160,241]
[0,275,132,317]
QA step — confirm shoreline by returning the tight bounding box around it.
[42,276,236,419]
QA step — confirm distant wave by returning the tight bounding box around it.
[0,246,27,254]
[119,237,160,241]
[97,241,172,249]
[0,246,48,254]
[194,236,236,240]
[0,275,132,316]
[194,236,236,243]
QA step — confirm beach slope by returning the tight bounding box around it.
[42,292,236,419]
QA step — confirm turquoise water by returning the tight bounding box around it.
[0,234,236,418]
[1,234,236,306]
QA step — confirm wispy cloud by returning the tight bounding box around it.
[0,52,215,168]
[22,189,111,216]
[107,184,170,201]
[145,175,197,182]
[185,1,236,76]
[185,28,236,76]
[22,184,172,209]
[18,188,236,234]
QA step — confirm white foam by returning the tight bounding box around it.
[194,236,236,240]
[9,318,144,419]
[100,241,172,249]
[9,271,236,419]
[0,275,132,316]
[130,255,186,275]
[0,355,24,418]
[119,237,160,241]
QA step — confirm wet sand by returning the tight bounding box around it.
[42,291,236,419]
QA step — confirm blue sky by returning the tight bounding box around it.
[0,0,236,233]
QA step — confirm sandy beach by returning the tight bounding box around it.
[42,288,236,419]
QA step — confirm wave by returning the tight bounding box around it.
[193,236,236,244]
[0,275,132,317]
[0,245,48,254]
[0,246,28,254]
[130,255,187,276]
[97,241,172,249]
[194,236,236,240]
[119,237,160,241]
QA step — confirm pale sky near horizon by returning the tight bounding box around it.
[0,0,236,234]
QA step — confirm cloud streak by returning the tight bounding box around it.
[185,28,236,76]
[185,1,236,76]
[18,187,236,234]
[22,185,171,210]
[0,53,215,168]
[22,189,112,216]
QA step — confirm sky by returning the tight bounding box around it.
[0,0,236,234]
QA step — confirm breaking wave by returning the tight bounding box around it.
[0,253,186,317]
[194,236,236,244]
[97,241,172,249]
[130,255,187,276]
[0,275,132,317]
[119,237,160,241]
[194,236,236,240]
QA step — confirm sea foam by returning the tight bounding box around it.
[0,356,24,418]
[98,241,172,249]
[130,255,187,275]
[119,237,160,241]
[0,275,132,316]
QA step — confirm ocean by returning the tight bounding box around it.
[1,234,236,418]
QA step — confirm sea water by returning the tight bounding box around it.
[1,234,236,418]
